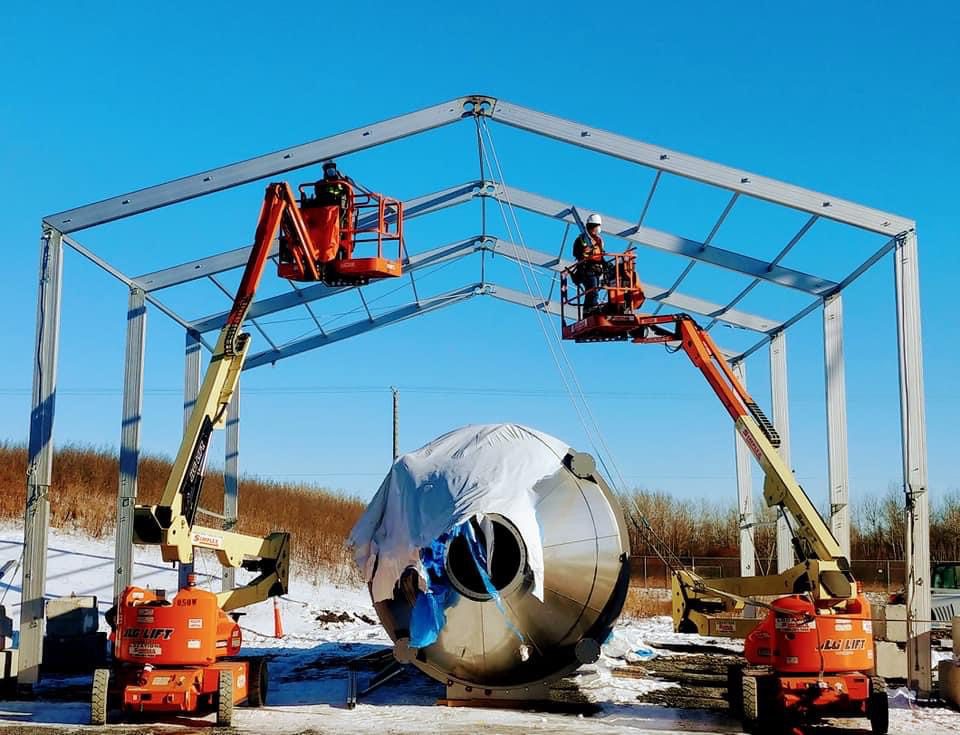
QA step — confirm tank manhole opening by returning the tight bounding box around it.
[445,515,527,602]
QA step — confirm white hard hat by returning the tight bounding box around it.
[586,214,602,226]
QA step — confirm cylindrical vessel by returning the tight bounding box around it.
[368,439,631,696]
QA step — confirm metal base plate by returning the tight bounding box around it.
[444,680,549,703]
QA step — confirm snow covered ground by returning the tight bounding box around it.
[0,526,956,733]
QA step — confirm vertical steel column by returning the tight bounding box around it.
[113,288,147,604]
[732,361,755,577]
[893,230,931,695]
[823,293,851,559]
[19,228,64,685]
[769,331,795,573]
[222,386,239,591]
[178,330,202,589]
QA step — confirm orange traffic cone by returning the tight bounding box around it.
[273,597,285,639]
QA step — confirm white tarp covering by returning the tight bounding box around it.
[349,423,570,603]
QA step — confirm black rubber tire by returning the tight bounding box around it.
[742,673,786,734]
[247,657,268,708]
[90,668,110,726]
[869,678,889,735]
[217,669,234,727]
[727,664,744,717]
[742,674,759,723]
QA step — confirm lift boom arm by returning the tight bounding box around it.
[132,183,317,611]
[629,314,857,635]
[639,315,844,562]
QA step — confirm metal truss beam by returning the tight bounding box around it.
[60,235,210,348]
[47,93,912,241]
[651,191,739,315]
[191,236,485,333]
[189,233,780,338]
[486,240,781,333]
[489,100,914,235]
[238,276,742,374]
[136,181,482,291]
[705,215,818,330]
[483,283,562,317]
[45,96,483,233]
[736,235,899,362]
[243,284,482,369]
[489,184,838,295]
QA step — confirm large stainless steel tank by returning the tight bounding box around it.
[371,450,631,699]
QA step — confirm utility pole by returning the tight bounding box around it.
[391,386,399,461]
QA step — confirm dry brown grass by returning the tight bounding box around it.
[0,441,366,585]
[621,586,672,619]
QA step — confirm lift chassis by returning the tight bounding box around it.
[560,253,887,733]
[95,173,403,726]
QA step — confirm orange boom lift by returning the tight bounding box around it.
[92,169,403,726]
[560,252,887,734]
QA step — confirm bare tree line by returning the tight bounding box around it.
[620,486,960,565]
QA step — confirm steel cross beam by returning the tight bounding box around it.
[737,235,900,361]
[58,235,214,351]
[488,99,914,235]
[485,239,781,333]
[243,284,483,369]
[651,191,740,316]
[46,93,912,239]
[135,181,483,292]
[487,184,839,295]
[191,236,486,333]
[237,278,742,372]
[186,233,780,337]
[44,96,486,233]
[705,215,819,331]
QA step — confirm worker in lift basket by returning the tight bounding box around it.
[572,213,606,314]
[315,161,356,259]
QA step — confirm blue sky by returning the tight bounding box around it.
[0,3,957,509]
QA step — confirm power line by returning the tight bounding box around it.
[0,385,708,399]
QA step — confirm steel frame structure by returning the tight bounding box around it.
[24,95,931,693]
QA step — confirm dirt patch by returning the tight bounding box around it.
[620,652,741,712]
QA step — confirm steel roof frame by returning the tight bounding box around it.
[22,94,931,695]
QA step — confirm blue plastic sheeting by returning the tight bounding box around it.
[409,520,526,649]
[409,535,455,648]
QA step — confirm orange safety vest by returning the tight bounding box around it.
[574,233,604,263]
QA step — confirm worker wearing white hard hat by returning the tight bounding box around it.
[572,214,606,314]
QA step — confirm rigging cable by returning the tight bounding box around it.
[476,120,686,572]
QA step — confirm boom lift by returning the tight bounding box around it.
[92,170,403,726]
[560,252,888,734]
